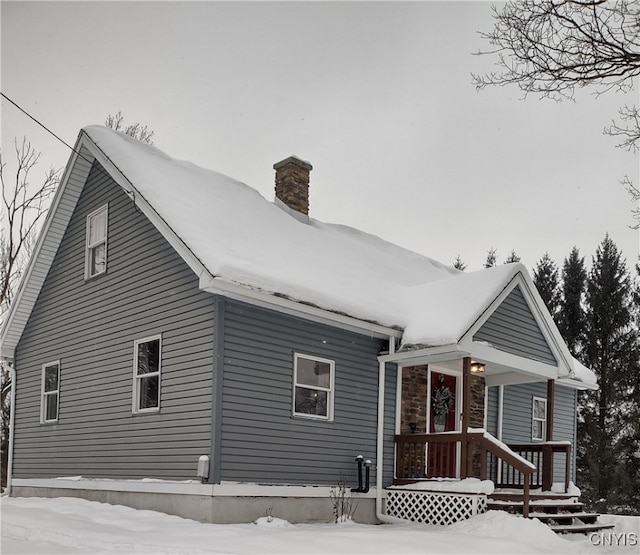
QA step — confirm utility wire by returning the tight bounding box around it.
[1,92,93,164]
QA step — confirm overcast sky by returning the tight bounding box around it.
[2,1,638,273]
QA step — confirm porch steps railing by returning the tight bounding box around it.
[493,442,571,492]
[394,432,613,533]
[395,430,536,516]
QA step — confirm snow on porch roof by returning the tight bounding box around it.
[82,125,534,347]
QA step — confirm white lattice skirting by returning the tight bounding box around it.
[385,490,488,525]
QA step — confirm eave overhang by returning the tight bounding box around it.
[557,377,598,391]
[200,276,402,340]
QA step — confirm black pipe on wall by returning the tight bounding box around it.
[351,455,364,492]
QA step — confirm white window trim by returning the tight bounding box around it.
[132,335,162,414]
[292,353,335,421]
[40,360,60,423]
[532,396,547,441]
[84,204,108,279]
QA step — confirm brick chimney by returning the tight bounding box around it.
[274,156,313,216]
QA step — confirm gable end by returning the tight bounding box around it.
[473,285,557,365]
[1,144,95,357]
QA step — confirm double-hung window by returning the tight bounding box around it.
[532,397,547,441]
[133,336,161,413]
[293,353,334,420]
[85,205,108,279]
[41,361,60,423]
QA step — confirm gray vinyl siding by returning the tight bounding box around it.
[486,383,577,483]
[474,286,557,365]
[13,161,215,480]
[485,386,499,437]
[220,299,395,487]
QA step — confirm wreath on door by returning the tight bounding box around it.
[432,375,454,432]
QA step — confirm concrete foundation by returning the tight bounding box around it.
[11,486,379,524]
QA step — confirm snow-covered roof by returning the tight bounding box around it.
[1,126,597,388]
[81,126,524,345]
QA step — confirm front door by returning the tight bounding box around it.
[427,371,459,477]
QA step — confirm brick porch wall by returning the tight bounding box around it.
[469,373,486,477]
[401,366,486,432]
[400,366,428,434]
[469,374,485,429]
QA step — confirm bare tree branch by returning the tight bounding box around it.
[474,0,640,226]
[105,110,125,132]
[622,175,640,227]
[105,111,154,145]
[0,138,60,312]
[605,104,640,151]
[473,0,640,101]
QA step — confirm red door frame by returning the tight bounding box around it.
[427,368,461,478]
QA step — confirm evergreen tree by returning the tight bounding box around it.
[452,255,466,271]
[504,250,521,264]
[577,235,640,514]
[626,262,640,511]
[533,252,560,319]
[557,247,587,355]
[484,248,497,268]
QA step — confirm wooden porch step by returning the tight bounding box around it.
[489,493,615,535]
[549,522,616,534]
[489,491,577,502]
[488,500,585,513]
[529,511,601,524]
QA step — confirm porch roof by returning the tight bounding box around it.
[379,344,596,389]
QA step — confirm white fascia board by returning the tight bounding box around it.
[557,377,599,391]
[484,371,549,387]
[11,478,378,498]
[0,141,94,359]
[200,276,403,340]
[79,132,214,284]
[378,344,469,365]
[463,339,558,381]
[460,271,573,378]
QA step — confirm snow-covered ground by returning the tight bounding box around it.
[1,497,638,555]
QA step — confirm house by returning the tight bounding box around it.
[0,126,599,527]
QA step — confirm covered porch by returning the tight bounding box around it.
[373,270,597,526]
[391,355,572,518]
[395,355,573,485]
